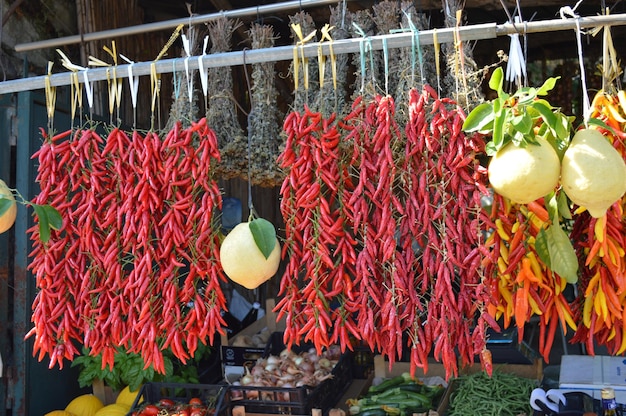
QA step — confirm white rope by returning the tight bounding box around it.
[560,1,591,125]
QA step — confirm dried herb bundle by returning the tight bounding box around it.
[441,0,484,111]
[372,0,402,96]
[289,11,319,110]
[165,25,204,132]
[349,9,378,101]
[247,23,284,188]
[206,16,247,180]
[394,3,437,125]
[314,4,352,118]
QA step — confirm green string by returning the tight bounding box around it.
[383,37,389,95]
[172,59,181,101]
[403,11,425,86]
[352,23,375,93]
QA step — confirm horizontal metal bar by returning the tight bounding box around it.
[15,0,350,52]
[1,13,625,95]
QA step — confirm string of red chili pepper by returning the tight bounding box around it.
[27,118,225,372]
[401,85,491,380]
[344,94,408,365]
[276,106,361,354]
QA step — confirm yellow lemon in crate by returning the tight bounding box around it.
[45,411,77,416]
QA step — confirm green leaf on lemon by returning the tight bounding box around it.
[536,76,560,96]
[535,228,551,268]
[511,112,533,135]
[42,205,63,230]
[462,102,494,132]
[545,223,579,284]
[531,101,557,132]
[249,218,277,259]
[0,198,12,217]
[557,191,572,220]
[489,66,504,92]
[33,204,50,243]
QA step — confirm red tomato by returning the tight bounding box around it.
[171,408,190,416]
[189,409,205,416]
[159,398,176,408]
[141,405,160,416]
[188,397,203,406]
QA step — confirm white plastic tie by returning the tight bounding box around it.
[505,16,527,88]
[82,70,94,110]
[198,35,209,98]
[181,34,194,103]
[120,54,140,110]
[560,1,591,124]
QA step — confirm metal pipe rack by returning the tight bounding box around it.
[1,13,625,95]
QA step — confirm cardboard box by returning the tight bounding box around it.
[559,355,626,403]
[220,299,285,379]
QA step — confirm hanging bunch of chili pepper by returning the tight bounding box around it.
[276,105,360,354]
[401,85,491,379]
[482,196,577,362]
[277,83,492,379]
[570,91,626,355]
[27,118,226,372]
[342,94,406,364]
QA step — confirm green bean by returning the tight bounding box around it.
[446,369,537,416]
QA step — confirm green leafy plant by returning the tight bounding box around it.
[463,66,573,157]
[72,343,213,392]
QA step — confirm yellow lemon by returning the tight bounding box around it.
[488,138,561,204]
[64,394,104,416]
[220,221,281,289]
[93,404,130,416]
[561,129,626,218]
[115,385,142,408]
[0,179,17,233]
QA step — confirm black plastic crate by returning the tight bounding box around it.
[226,333,354,415]
[352,347,375,379]
[128,382,228,416]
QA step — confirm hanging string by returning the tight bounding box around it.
[433,28,442,95]
[150,24,184,130]
[56,49,84,125]
[242,48,257,218]
[103,42,123,125]
[318,24,337,90]
[181,33,194,104]
[198,35,210,114]
[291,23,317,91]
[44,62,56,134]
[404,11,425,86]
[505,16,527,89]
[120,54,140,128]
[382,37,389,95]
[353,23,375,94]
[560,1,591,125]
[172,59,182,101]
[82,69,94,120]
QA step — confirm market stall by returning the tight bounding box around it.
[0,0,626,415]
